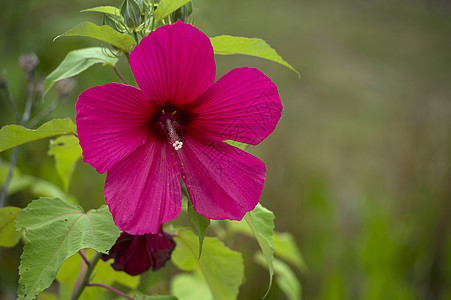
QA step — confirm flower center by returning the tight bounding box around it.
[148,104,194,150]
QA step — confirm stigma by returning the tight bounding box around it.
[166,119,183,151]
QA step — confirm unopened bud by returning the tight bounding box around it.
[170,2,193,23]
[19,53,39,74]
[135,0,145,11]
[35,79,44,97]
[103,13,120,31]
[121,0,143,29]
[56,78,77,97]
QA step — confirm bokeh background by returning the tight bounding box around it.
[1,0,451,299]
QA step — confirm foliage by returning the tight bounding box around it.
[57,249,139,299]
[256,254,301,300]
[273,232,307,273]
[0,1,307,299]
[172,229,244,300]
[187,199,210,258]
[48,135,82,191]
[0,118,76,152]
[135,292,178,300]
[0,206,22,247]
[171,273,211,300]
[210,35,299,75]
[15,198,120,300]
[154,0,192,22]
[55,21,136,53]
[81,6,122,16]
[1,0,449,298]
[244,204,275,297]
[43,47,118,96]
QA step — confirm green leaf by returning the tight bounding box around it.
[171,273,211,300]
[57,249,139,300]
[154,0,192,22]
[226,201,277,298]
[48,135,83,192]
[172,229,244,300]
[187,200,210,258]
[43,47,118,96]
[138,267,166,292]
[274,232,308,273]
[135,292,178,300]
[224,140,249,150]
[244,204,275,297]
[81,6,122,16]
[273,259,302,300]
[15,198,121,300]
[226,219,252,235]
[210,35,299,76]
[256,254,301,300]
[0,206,22,247]
[55,21,136,53]
[0,118,76,152]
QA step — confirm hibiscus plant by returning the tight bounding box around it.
[0,0,303,299]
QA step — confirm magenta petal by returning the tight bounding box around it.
[178,128,266,220]
[185,67,282,145]
[130,21,215,107]
[104,136,182,235]
[76,83,153,173]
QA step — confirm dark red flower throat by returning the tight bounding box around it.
[149,104,194,150]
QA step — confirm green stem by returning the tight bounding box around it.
[71,252,102,300]
[0,76,19,121]
[0,72,34,208]
[150,0,156,31]
[0,147,18,207]
[28,94,63,128]
[133,31,139,44]
[21,80,34,125]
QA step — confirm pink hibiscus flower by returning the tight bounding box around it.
[76,21,282,234]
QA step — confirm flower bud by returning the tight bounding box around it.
[135,0,145,11]
[170,2,193,23]
[19,53,39,74]
[121,0,143,29]
[103,13,120,31]
[56,78,77,97]
[35,79,44,97]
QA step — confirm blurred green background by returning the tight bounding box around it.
[1,0,451,299]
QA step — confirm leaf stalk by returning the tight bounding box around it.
[113,65,129,84]
[87,282,134,300]
[71,252,101,300]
